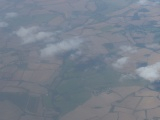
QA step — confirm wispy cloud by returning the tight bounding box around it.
[69,50,82,60]
[41,38,83,57]
[145,43,160,50]
[138,0,148,5]
[119,74,136,82]
[5,12,18,19]
[120,46,137,54]
[112,57,129,69]
[136,62,160,82]
[0,21,8,28]
[15,26,53,44]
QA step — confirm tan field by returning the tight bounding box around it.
[60,86,160,120]
[0,0,160,120]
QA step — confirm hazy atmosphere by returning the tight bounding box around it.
[0,0,160,120]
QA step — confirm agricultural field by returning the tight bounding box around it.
[0,0,160,120]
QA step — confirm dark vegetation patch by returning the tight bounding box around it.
[0,92,28,110]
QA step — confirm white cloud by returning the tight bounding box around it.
[119,74,136,82]
[0,21,8,27]
[120,46,137,54]
[138,0,160,6]
[15,26,53,44]
[5,12,18,19]
[69,50,82,60]
[41,38,83,57]
[136,62,160,82]
[112,57,129,69]
[145,43,160,50]
[138,0,148,5]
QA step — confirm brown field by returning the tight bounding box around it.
[48,16,65,26]
[30,70,54,83]
[12,70,24,81]
[21,70,33,81]
[60,86,160,120]
[1,86,26,93]
[19,82,47,94]
[0,0,160,120]
[0,101,22,120]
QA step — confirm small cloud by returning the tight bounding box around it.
[5,12,18,19]
[41,38,83,57]
[136,62,160,82]
[0,21,8,27]
[69,50,82,60]
[15,26,53,44]
[138,0,148,5]
[145,43,160,50]
[137,0,158,5]
[120,46,137,54]
[112,57,129,69]
[119,74,136,82]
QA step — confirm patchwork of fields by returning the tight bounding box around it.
[0,0,160,120]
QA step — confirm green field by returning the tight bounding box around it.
[0,92,29,110]
[26,96,39,113]
[50,57,147,115]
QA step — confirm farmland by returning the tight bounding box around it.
[0,0,160,120]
